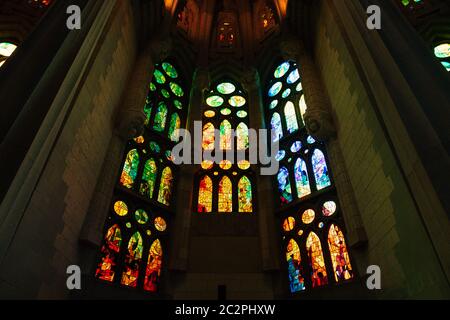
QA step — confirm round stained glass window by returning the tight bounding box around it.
[274,62,290,78]
[307,136,316,144]
[201,160,214,170]
[238,160,251,170]
[276,150,286,161]
[229,96,246,107]
[282,217,296,232]
[219,160,232,170]
[291,141,302,153]
[146,230,152,236]
[114,201,128,216]
[170,82,184,97]
[434,43,450,58]
[237,110,247,118]
[153,69,166,84]
[161,89,170,98]
[269,100,279,109]
[154,217,167,232]
[204,110,215,118]
[0,42,17,57]
[287,69,300,84]
[282,89,291,99]
[322,201,337,216]
[162,62,178,78]
[134,136,144,144]
[298,230,304,236]
[149,83,156,91]
[301,209,315,224]
[217,82,236,95]
[220,108,232,115]
[268,82,283,97]
[206,95,224,107]
[174,100,182,109]
[135,209,149,224]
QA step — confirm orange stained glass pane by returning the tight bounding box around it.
[218,176,233,212]
[306,232,328,288]
[202,123,215,150]
[198,176,213,213]
[143,239,163,292]
[328,224,354,282]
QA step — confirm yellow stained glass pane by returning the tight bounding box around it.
[218,176,232,212]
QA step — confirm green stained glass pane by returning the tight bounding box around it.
[206,95,224,107]
[221,108,232,115]
[238,176,253,212]
[170,82,184,97]
[162,62,178,78]
[168,113,181,142]
[135,209,149,224]
[268,82,283,97]
[274,62,290,78]
[442,61,450,72]
[153,102,168,132]
[143,101,152,125]
[119,150,139,188]
[282,89,291,98]
[269,100,279,109]
[149,82,156,91]
[140,159,157,198]
[161,89,170,98]
[217,82,236,95]
[157,167,173,206]
[237,110,247,118]
[296,82,303,92]
[287,69,300,84]
[174,100,183,110]
[149,141,161,153]
[228,96,246,107]
[153,69,166,84]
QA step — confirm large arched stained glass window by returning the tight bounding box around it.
[96,61,188,293]
[195,79,255,213]
[266,60,354,294]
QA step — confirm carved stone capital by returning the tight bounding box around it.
[304,108,336,141]
[150,38,173,62]
[280,36,303,61]
[241,67,259,92]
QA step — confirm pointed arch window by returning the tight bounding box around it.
[195,80,255,213]
[96,61,188,293]
[265,60,354,294]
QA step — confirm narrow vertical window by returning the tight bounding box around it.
[120,149,139,189]
[306,232,328,288]
[140,159,157,199]
[218,176,233,213]
[158,167,174,206]
[198,175,213,213]
[238,176,253,213]
[143,239,163,292]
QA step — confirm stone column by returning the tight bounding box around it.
[280,37,368,248]
[242,68,279,270]
[169,67,210,271]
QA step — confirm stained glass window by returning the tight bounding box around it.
[312,149,331,190]
[284,101,298,133]
[96,60,185,293]
[158,167,173,206]
[328,225,354,282]
[140,159,157,199]
[196,80,254,213]
[218,176,233,212]
[198,176,213,213]
[238,176,253,212]
[286,239,306,292]
[143,239,163,292]
[267,60,353,294]
[120,149,139,189]
[0,42,17,68]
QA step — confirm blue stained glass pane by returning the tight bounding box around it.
[274,62,290,78]
[271,113,283,142]
[278,167,293,204]
[287,69,300,84]
[268,82,283,97]
[312,149,331,190]
[307,136,316,144]
[295,158,311,198]
[291,141,302,153]
[276,150,286,161]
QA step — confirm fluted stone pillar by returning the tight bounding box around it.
[170,68,210,271]
[242,68,279,271]
[280,37,368,248]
